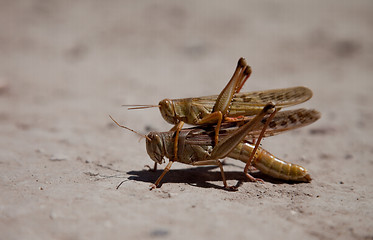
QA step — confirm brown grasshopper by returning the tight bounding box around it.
[110,104,320,190]
[124,58,313,169]
[125,58,312,139]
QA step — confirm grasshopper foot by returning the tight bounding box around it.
[144,165,156,172]
[225,185,238,191]
[253,178,264,183]
[149,184,157,190]
[245,173,264,183]
[144,162,157,172]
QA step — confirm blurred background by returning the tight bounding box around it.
[1,1,372,132]
[1,1,371,125]
[0,1,372,239]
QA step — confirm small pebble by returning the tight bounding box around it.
[49,154,68,161]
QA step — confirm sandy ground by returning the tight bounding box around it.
[1,1,373,239]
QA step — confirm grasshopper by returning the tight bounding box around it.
[124,58,313,168]
[110,104,320,190]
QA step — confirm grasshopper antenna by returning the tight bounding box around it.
[122,104,160,110]
[109,115,151,141]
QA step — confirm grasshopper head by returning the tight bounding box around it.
[159,99,178,124]
[146,132,165,164]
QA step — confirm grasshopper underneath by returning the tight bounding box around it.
[110,103,320,190]
[124,58,313,170]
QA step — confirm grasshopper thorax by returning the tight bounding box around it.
[159,99,178,125]
[146,132,166,164]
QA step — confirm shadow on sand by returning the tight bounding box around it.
[125,164,304,190]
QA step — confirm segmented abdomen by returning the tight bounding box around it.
[229,142,311,182]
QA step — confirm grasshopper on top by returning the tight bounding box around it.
[125,58,313,145]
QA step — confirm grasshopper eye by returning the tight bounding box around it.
[159,99,178,124]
